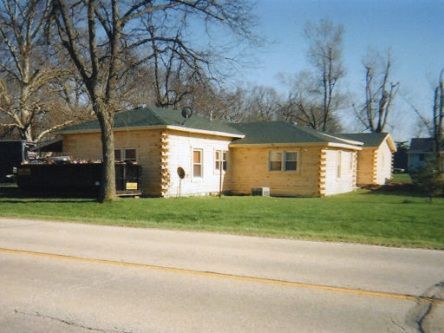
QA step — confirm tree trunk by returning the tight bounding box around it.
[23,126,33,142]
[96,108,116,202]
[16,123,33,142]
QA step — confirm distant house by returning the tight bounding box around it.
[393,141,408,171]
[60,107,397,197]
[408,138,444,171]
[338,133,397,186]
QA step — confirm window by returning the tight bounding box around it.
[215,150,228,172]
[269,151,298,171]
[125,149,137,161]
[114,149,137,162]
[193,149,203,177]
[269,151,282,171]
[337,151,342,178]
[114,149,122,161]
[284,152,297,171]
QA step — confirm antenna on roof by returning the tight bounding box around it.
[181,107,193,125]
[181,107,193,119]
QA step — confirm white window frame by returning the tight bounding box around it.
[192,148,203,178]
[215,149,228,173]
[269,151,283,171]
[284,151,298,172]
[269,150,299,172]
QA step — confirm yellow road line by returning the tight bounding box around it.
[1,247,443,305]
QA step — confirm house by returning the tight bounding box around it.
[228,122,362,196]
[61,106,371,197]
[61,107,243,197]
[408,138,444,171]
[337,133,397,186]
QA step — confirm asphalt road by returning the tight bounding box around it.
[0,218,443,332]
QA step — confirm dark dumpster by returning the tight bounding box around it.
[0,140,36,182]
[17,162,142,196]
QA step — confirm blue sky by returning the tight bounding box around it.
[233,0,444,141]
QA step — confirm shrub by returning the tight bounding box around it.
[411,159,444,201]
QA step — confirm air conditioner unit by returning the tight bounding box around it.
[251,187,270,196]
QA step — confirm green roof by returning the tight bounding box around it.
[338,133,388,147]
[62,107,368,147]
[62,106,244,137]
[230,122,356,145]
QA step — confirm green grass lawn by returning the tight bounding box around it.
[0,186,443,249]
[391,173,412,184]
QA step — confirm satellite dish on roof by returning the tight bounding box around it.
[181,107,193,119]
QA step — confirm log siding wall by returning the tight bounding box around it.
[63,129,364,197]
[63,129,164,196]
[356,139,394,186]
[228,146,322,196]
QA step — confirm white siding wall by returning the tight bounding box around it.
[324,149,356,195]
[375,140,393,185]
[166,130,232,196]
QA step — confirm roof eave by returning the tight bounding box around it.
[60,124,244,139]
[230,142,362,150]
[326,142,362,150]
[322,133,364,146]
[385,134,397,152]
[230,142,329,148]
[165,125,244,138]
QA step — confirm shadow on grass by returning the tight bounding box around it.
[0,184,96,202]
[0,199,95,204]
[362,183,435,199]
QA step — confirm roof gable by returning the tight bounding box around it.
[339,132,396,152]
[339,133,387,147]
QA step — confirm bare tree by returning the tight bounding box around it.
[50,0,254,202]
[0,0,80,141]
[191,84,283,123]
[278,71,343,132]
[242,85,281,121]
[354,50,399,133]
[304,19,345,131]
[403,70,443,171]
[432,70,444,164]
[404,70,443,141]
[145,21,212,108]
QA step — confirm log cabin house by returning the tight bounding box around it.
[338,133,397,186]
[60,107,395,197]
